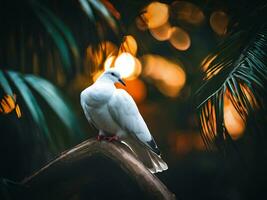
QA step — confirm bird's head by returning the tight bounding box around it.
[98,68,126,86]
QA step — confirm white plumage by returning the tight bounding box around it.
[80,68,168,173]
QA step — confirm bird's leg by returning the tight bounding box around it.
[96,135,118,141]
[106,135,119,142]
[97,130,106,141]
[97,135,105,141]
[96,130,119,142]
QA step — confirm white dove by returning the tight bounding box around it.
[80,68,168,173]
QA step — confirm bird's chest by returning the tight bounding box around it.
[90,104,120,134]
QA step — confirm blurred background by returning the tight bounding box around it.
[1,0,267,199]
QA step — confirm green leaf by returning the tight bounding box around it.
[88,0,118,34]
[24,74,83,138]
[79,0,95,21]
[33,1,81,71]
[196,24,267,150]
[7,71,52,143]
[0,70,13,96]
[30,1,72,74]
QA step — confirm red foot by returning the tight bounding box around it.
[107,135,119,142]
[97,135,105,141]
[96,135,119,142]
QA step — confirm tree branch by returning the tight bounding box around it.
[22,139,176,200]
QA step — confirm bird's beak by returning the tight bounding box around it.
[118,78,126,86]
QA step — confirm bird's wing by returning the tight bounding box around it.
[80,91,98,129]
[108,89,160,155]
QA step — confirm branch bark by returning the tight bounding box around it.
[22,139,176,200]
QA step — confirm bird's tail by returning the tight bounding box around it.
[121,138,168,173]
[146,149,168,173]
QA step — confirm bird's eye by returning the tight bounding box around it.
[111,72,115,76]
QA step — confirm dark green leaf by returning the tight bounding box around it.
[24,75,83,138]
[196,24,267,150]
[79,0,95,21]
[0,70,13,96]
[88,0,118,34]
[33,1,81,71]
[30,1,72,74]
[7,71,52,143]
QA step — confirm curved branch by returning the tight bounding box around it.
[22,139,175,200]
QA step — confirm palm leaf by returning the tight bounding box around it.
[7,71,52,141]
[79,0,95,21]
[24,74,83,138]
[30,0,72,75]
[0,70,13,97]
[0,0,121,83]
[196,25,267,150]
[89,0,119,35]
[0,70,84,150]
[30,0,81,74]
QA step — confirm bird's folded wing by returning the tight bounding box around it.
[108,89,160,155]
[81,100,97,129]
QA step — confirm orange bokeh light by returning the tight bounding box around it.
[104,53,142,80]
[210,11,229,36]
[171,1,205,25]
[169,27,191,51]
[142,54,186,97]
[224,94,245,140]
[115,79,147,104]
[143,2,169,29]
[149,22,172,41]
[92,70,104,82]
[135,15,148,31]
[120,35,138,56]
[86,41,117,69]
[0,95,21,118]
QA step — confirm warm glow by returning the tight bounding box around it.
[149,22,172,41]
[201,55,217,71]
[169,27,191,51]
[241,84,259,109]
[115,53,136,78]
[210,11,229,36]
[85,41,118,69]
[171,1,204,25]
[142,54,186,97]
[201,54,221,79]
[135,15,148,31]
[115,79,147,103]
[104,53,142,80]
[131,58,142,80]
[15,104,21,118]
[92,70,104,82]
[104,56,115,70]
[169,132,205,155]
[0,95,21,118]
[100,0,121,19]
[143,2,169,29]
[86,41,117,69]
[224,95,245,140]
[119,35,138,56]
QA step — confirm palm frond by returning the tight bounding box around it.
[88,0,119,35]
[0,0,121,83]
[30,1,72,76]
[30,0,80,76]
[79,0,95,21]
[196,25,267,150]
[24,74,83,139]
[7,70,52,143]
[0,70,84,150]
[0,70,13,97]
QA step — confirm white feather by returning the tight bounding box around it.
[80,69,168,173]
